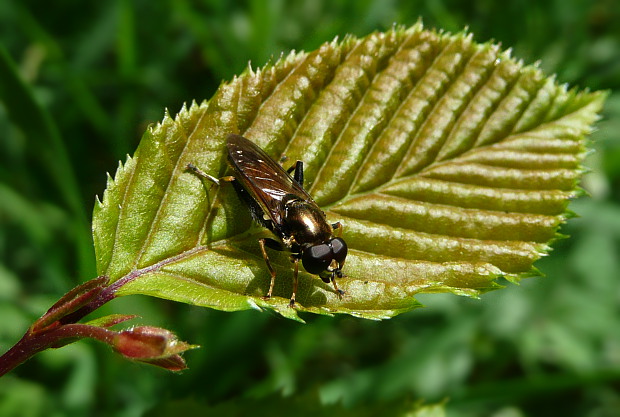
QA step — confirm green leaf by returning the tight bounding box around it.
[92,24,605,321]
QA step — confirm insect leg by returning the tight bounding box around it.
[186,163,235,185]
[286,161,304,187]
[289,258,299,308]
[259,238,277,300]
[330,272,345,299]
[262,238,285,251]
[332,221,343,237]
[187,163,236,246]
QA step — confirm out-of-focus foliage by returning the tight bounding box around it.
[0,1,618,416]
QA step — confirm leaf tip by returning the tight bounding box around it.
[246,60,256,77]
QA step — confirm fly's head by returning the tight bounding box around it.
[301,237,348,283]
[281,193,348,283]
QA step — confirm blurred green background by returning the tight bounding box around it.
[1,1,619,416]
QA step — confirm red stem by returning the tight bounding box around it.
[0,246,207,376]
[0,274,136,376]
[0,324,116,377]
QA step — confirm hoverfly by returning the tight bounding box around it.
[188,134,347,307]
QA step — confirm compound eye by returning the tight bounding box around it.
[302,244,332,275]
[331,237,348,265]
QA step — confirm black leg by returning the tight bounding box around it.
[286,161,304,187]
[263,238,285,251]
[293,161,303,187]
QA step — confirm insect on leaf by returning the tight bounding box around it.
[93,23,605,321]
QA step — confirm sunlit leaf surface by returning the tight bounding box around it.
[92,24,604,320]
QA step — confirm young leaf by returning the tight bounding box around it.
[93,24,605,321]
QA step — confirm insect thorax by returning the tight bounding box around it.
[281,194,332,246]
